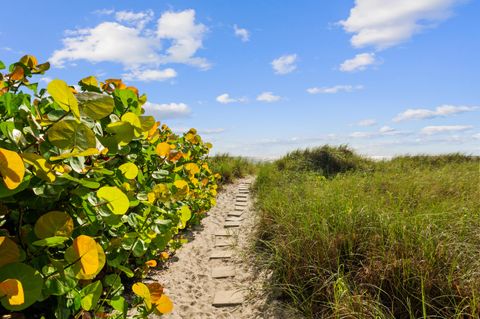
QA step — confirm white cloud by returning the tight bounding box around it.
[49,9,208,80]
[473,133,480,140]
[143,102,191,118]
[233,25,250,42]
[199,128,226,134]
[421,125,473,135]
[115,10,154,29]
[350,125,406,138]
[271,54,297,74]
[123,68,177,81]
[156,9,209,69]
[256,91,281,103]
[394,105,478,122]
[339,0,463,49]
[357,119,377,127]
[307,84,363,94]
[40,77,52,84]
[340,53,376,72]
[216,93,247,104]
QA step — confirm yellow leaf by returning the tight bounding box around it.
[0,236,20,267]
[173,180,189,194]
[47,79,80,119]
[21,153,56,182]
[132,282,151,310]
[118,162,138,180]
[147,192,156,204]
[185,163,200,175]
[155,142,171,158]
[34,211,73,239]
[153,184,170,202]
[145,260,157,268]
[73,235,99,276]
[148,121,160,139]
[0,279,24,306]
[79,75,98,88]
[97,186,130,215]
[160,252,169,261]
[155,294,173,314]
[121,112,142,137]
[19,55,38,68]
[0,148,25,190]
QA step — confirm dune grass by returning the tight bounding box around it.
[254,146,480,318]
[208,153,257,185]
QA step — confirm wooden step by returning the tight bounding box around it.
[209,250,233,259]
[212,290,245,307]
[211,266,236,278]
[224,221,241,228]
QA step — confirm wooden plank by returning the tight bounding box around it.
[224,221,241,228]
[225,216,244,222]
[215,237,234,247]
[209,250,233,259]
[211,266,236,278]
[227,211,244,217]
[212,290,245,307]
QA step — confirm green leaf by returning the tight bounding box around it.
[48,120,96,150]
[0,263,43,311]
[132,239,147,257]
[105,121,134,146]
[118,162,138,179]
[78,76,101,93]
[34,211,73,239]
[32,236,69,247]
[0,60,5,70]
[44,272,77,296]
[47,79,80,118]
[77,92,114,120]
[178,206,191,229]
[109,296,126,314]
[80,280,102,311]
[113,89,138,114]
[97,186,129,215]
[0,175,30,199]
[59,174,100,189]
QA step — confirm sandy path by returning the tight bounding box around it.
[145,177,294,319]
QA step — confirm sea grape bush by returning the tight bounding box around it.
[0,55,219,318]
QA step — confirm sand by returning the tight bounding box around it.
[143,177,299,318]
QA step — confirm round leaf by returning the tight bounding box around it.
[156,143,171,158]
[48,120,96,150]
[0,148,25,190]
[97,186,129,215]
[132,282,151,310]
[0,279,24,306]
[0,263,43,311]
[34,211,73,239]
[118,162,138,179]
[77,92,114,120]
[64,235,102,278]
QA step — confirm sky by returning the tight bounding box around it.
[1,0,479,159]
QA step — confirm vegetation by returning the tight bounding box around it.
[254,146,480,318]
[0,55,219,318]
[208,153,257,185]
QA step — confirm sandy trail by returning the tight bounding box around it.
[145,177,294,319]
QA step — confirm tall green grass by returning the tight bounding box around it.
[254,146,480,318]
[208,153,257,185]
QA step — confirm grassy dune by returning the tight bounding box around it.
[208,153,258,185]
[254,146,480,318]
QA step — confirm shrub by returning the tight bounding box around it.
[0,55,219,318]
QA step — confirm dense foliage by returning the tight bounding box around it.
[0,55,219,318]
[255,147,480,318]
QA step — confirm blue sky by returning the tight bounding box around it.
[1,0,479,158]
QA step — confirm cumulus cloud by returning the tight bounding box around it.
[339,0,463,49]
[143,102,191,118]
[394,105,479,122]
[256,91,281,103]
[49,9,208,80]
[340,53,376,72]
[421,125,473,135]
[307,84,363,94]
[271,54,297,74]
[123,68,177,81]
[115,10,154,29]
[357,119,377,127]
[216,93,247,104]
[234,25,250,42]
